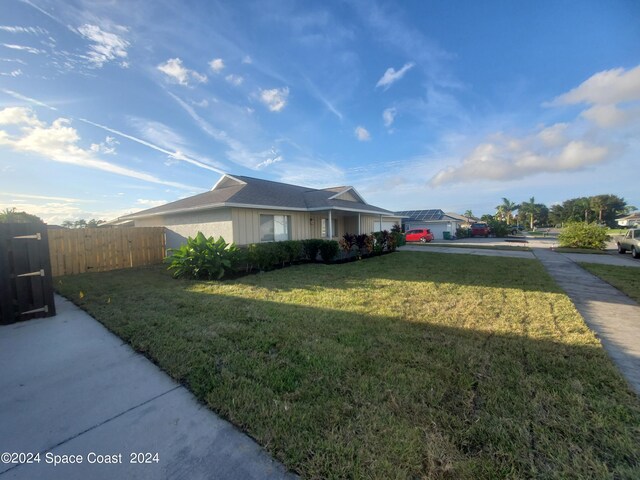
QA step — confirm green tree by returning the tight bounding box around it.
[0,208,44,224]
[519,197,538,230]
[496,198,519,225]
[463,210,474,224]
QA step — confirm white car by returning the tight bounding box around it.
[617,229,640,259]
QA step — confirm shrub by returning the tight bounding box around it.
[281,240,304,264]
[319,240,339,263]
[391,231,406,247]
[340,233,356,255]
[559,222,609,250]
[456,226,471,239]
[166,232,239,280]
[302,239,324,261]
[487,219,510,238]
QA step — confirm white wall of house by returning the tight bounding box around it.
[374,220,398,231]
[135,209,233,249]
[405,220,460,239]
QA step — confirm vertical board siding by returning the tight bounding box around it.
[231,208,310,245]
[47,227,166,277]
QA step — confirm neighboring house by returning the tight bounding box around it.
[394,210,466,240]
[111,174,401,248]
[617,212,640,228]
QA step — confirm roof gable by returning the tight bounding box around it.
[118,174,394,220]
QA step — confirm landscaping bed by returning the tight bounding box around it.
[56,252,640,478]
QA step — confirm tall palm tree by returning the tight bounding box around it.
[463,210,474,224]
[520,197,538,230]
[500,198,519,225]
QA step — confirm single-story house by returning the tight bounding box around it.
[394,209,467,240]
[111,174,402,248]
[617,212,640,228]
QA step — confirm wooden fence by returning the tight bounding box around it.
[48,227,166,277]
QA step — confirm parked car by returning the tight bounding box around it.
[617,228,640,259]
[510,225,525,235]
[470,223,490,237]
[405,228,434,243]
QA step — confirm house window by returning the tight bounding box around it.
[320,218,338,238]
[260,215,291,242]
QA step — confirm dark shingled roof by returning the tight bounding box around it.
[119,175,395,220]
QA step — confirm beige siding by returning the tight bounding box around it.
[231,208,310,245]
[135,209,233,249]
[344,216,359,235]
[333,190,359,202]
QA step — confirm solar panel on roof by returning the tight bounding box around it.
[394,209,444,221]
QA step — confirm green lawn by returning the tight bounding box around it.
[55,252,640,479]
[554,247,608,255]
[580,262,640,303]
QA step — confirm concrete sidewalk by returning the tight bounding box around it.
[0,295,296,480]
[399,245,535,259]
[533,249,640,395]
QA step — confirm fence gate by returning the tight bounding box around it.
[0,223,56,324]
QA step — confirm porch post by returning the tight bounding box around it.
[328,209,333,238]
[379,214,382,231]
[358,213,361,235]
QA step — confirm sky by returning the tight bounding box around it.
[0,0,639,224]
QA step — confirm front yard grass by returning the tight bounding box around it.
[56,252,640,479]
[580,262,640,303]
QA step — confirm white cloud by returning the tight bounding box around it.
[354,126,371,141]
[0,69,22,77]
[382,107,396,127]
[0,107,193,189]
[242,55,252,64]
[76,24,129,68]
[0,106,42,126]
[549,65,640,106]
[580,104,638,128]
[259,87,289,112]
[225,74,243,86]
[0,58,27,64]
[157,58,207,86]
[376,62,415,89]
[0,26,48,35]
[90,135,118,155]
[1,43,43,54]
[1,88,57,110]
[135,198,167,208]
[81,117,224,173]
[209,58,224,72]
[429,64,640,187]
[429,132,611,187]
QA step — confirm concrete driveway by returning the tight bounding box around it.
[0,295,296,480]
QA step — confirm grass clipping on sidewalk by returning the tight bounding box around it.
[56,252,640,479]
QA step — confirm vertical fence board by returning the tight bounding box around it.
[47,227,165,277]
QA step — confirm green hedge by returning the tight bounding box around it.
[167,231,399,280]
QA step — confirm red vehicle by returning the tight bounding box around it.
[470,222,490,237]
[405,228,434,243]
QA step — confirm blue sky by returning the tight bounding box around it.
[1,0,639,224]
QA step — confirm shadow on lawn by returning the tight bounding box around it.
[231,251,561,293]
[55,271,640,479]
